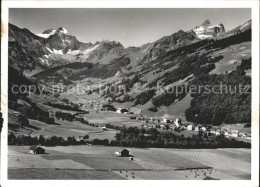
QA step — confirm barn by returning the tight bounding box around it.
[114,149,130,157]
[29,146,45,154]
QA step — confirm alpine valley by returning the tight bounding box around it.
[8,19,251,136]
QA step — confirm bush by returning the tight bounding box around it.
[148,106,158,112]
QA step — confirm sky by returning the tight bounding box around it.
[9,8,251,47]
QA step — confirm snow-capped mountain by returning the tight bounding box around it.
[8,19,251,76]
[36,28,56,38]
[221,20,251,38]
[193,20,225,39]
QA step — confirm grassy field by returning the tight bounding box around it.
[209,41,251,74]
[82,111,142,127]
[28,118,117,141]
[8,146,251,180]
[8,168,125,180]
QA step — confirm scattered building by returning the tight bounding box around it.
[48,109,55,118]
[116,108,129,114]
[163,118,171,124]
[230,130,239,137]
[29,146,45,154]
[174,118,182,127]
[115,149,130,157]
[194,126,200,131]
[187,124,195,131]
[201,126,207,132]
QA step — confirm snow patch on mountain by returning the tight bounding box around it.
[193,20,225,39]
[81,43,100,57]
[36,30,56,38]
[53,49,64,55]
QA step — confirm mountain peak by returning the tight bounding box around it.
[57,27,69,34]
[193,20,225,39]
[200,20,211,27]
[36,27,70,38]
[99,40,124,48]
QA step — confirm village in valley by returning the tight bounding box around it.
[60,100,252,141]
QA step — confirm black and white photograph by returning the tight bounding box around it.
[1,0,259,186]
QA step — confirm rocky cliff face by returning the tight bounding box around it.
[193,20,225,39]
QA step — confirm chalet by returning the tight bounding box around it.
[78,136,84,140]
[48,109,55,118]
[160,124,166,129]
[230,130,239,137]
[163,118,171,124]
[101,126,107,131]
[238,132,247,138]
[215,129,221,135]
[209,127,217,134]
[194,126,200,131]
[115,149,130,157]
[116,108,129,114]
[29,146,45,154]
[221,129,229,136]
[201,126,207,132]
[174,118,182,127]
[187,124,195,131]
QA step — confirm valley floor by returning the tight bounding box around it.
[8,145,251,180]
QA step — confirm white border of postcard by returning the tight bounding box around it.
[1,0,259,187]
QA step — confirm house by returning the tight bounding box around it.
[201,126,207,132]
[48,109,55,118]
[114,149,130,157]
[29,146,45,154]
[194,126,200,131]
[230,130,239,137]
[163,118,171,124]
[215,129,221,135]
[116,108,122,113]
[78,136,84,140]
[160,124,166,129]
[187,124,194,131]
[116,108,129,114]
[101,126,107,131]
[174,118,182,127]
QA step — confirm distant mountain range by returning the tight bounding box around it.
[9,20,251,75]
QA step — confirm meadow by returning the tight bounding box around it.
[8,145,250,180]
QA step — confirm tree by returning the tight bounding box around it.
[83,135,89,139]
[38,135,45,145]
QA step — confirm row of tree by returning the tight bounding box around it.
[9,126,250,149]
